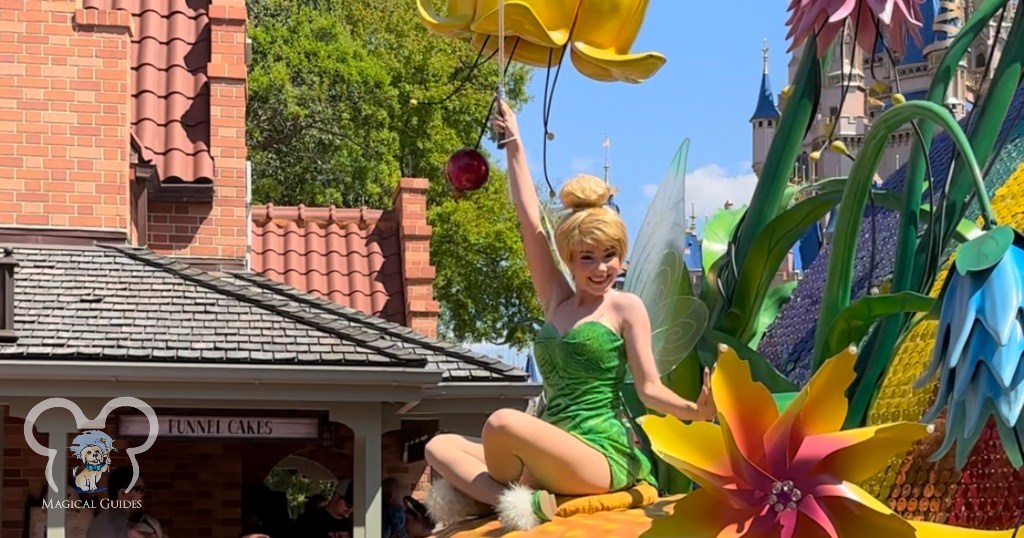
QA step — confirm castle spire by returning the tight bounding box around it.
[762,38,770,74]
[603,134,611,185]
[751,38,780,122]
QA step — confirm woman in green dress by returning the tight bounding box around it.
[423,99,717,531]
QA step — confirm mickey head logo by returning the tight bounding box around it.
[23,397,158,494]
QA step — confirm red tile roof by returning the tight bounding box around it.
[83,0,214,183]
[249,205,407,324]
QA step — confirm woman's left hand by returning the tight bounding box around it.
[696,367,717,421]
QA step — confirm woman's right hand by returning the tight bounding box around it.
[491,99,522,150]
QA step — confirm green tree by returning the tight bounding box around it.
[246,0,542,348]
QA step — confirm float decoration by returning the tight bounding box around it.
[918,229,1024,469]
[418,0,1024,535]
[639,344,1018,537]
[417,0,667,84]
[786,0,926,57]
[421,0,668,199]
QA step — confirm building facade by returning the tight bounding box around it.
[0,2,538,537]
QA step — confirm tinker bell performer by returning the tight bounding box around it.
[423,99,717,531]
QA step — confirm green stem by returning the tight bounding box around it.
[731,37,821,275]
[844,0,1017,427]
[813,101,990,372]
[913,0,1024,277]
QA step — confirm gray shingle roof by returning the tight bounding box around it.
[0,244,527,382]
[757,84,1024,385]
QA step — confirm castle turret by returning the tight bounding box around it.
[751,39,780,177]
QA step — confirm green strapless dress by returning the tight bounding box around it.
[534,321,656,491]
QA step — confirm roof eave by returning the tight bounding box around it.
[421,382,542,399]
[398,382,543,415]
[0,359,441,387]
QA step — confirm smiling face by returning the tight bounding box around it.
[569,244,623,296]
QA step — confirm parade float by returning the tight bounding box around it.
[416,0,1024,536]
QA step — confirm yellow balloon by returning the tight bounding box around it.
[416,0,666,84]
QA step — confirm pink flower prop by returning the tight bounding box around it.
[786,0,926,57]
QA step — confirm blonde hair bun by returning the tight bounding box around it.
[560,174,614,212]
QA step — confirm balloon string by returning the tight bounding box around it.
[475,39,520,150]
[498,0,505,97]
[420,37,496,106]
[539,4,582,199]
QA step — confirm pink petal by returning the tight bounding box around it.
[827,0,859,22]
[779,510,800,538]
[815,21,845,56]
[867,0,895,24]
[721,418,777,494]
[798,496,840,538]
[855,8,883,58]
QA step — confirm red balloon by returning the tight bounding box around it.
[445,148,489,193]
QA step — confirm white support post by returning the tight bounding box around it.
[332,403,382,538]
[34,412,75,538]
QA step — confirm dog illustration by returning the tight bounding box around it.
[69,431,115,493]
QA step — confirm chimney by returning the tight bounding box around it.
[0,248,18,343]
[393,178,440,338]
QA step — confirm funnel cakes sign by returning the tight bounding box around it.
[119,415,319,439]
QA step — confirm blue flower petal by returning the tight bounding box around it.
[921,243,1024,470]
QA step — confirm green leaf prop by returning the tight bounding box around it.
[720,190,844,342]
[702,207,745,275]
[707,330,798,393]
[773,392,800,413]
[732,37,822,273]
[955,225,1015,275]
[815,100,991,373]
[851,0,1022,428]
[821,291,936,361]
[919,203,983,242]
[750,281,798,349]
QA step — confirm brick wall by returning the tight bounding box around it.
[145,2,248,261]
[392,178,440,338]
[1,407,430,537]
[0,1,132,232]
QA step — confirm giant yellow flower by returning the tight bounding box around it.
[639,344,1017,538]
[416,0,666,83]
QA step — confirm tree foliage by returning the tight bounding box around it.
[246,0,542,348]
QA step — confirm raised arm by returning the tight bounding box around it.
[493,99,572,314]
[618,293,716,422]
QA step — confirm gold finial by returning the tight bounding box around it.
[762,38,769,75]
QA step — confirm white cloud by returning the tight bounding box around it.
[641,163,758,233]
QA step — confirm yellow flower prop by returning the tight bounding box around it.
[416,0,666,83]
[639,344,1018,538]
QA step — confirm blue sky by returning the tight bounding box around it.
[474,2,794,365]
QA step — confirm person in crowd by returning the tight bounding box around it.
[86,467,144,538]
[292,480,354,538]
[381,477,409,538]
[126,512,164,538]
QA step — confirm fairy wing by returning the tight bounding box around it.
[623,139,708,376]
[539,197,572,286]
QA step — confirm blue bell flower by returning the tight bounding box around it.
[919,230,1024,469]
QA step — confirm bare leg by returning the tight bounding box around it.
[483,409,612,497]
[424,433,506,506]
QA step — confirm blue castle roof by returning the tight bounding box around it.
[751,71,781,121]
[900,0,938,64]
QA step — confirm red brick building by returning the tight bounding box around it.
[0,2,538,537]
